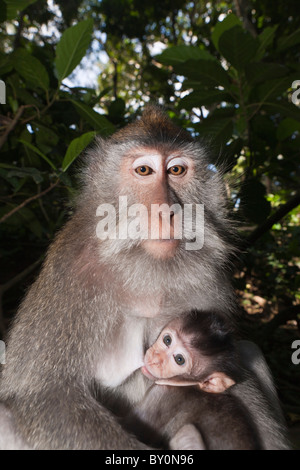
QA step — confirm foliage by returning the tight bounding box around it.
[0,0,299,445]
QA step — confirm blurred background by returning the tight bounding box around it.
[0,0,299,448]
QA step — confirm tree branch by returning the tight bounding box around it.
[233,0,257,37]
[0,180,60,224]
[0,106,26,150]
[246,192,300,245]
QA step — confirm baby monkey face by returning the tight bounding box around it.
[141,324,193,381]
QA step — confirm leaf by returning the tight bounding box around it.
[174,60,231,89]
[221,138,244,171]
[55,19,93,82]
[278,28,300,52]
[179,90,234,109]
[156,46,216,66]
[239,180,271,224]
[276,118,300,141]
[196,112,234,146]
[19,140,57,170]
[4,0,38,20]
[277,118,300,141]
[245,63,287,85]
[71,100,115,134]
[256,76,298,102]
[13,49,49,91]
[263,101,300,123]
[212,13,242,51]
[108,98,126,123]
[255,26,278,60]
[7,167,44,184]
[0,0,7,21]
[219,26,259,71]
[62,131,96,172]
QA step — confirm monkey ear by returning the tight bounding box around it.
[199,372,235,393]
[155,379,199,387]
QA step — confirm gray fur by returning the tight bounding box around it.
[0,107,289,449]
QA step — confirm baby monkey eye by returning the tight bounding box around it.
[174,354,185,366]
[163,335,172,347]
[167,165,186,176]
[135,165,153,176]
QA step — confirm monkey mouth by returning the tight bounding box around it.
[141,365,157,381]
[142,238,180,259]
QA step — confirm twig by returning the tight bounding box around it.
[0,106,26,150]
[247,192,300,245]
[0,179,60,224]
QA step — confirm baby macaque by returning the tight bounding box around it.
[142,314,237,393]
[126,311,261,450]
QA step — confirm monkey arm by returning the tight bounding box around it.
[0,387,150,450]
[231,340,290,450]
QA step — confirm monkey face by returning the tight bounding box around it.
[118,148,196,260]
[141,324,193,380]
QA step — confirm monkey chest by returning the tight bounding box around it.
[94,317,145,388]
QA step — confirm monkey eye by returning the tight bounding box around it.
[163,335,172,347]
[174,354,185,366]
[135,165,153,176]
[167,165,186,176]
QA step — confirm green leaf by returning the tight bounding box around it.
[13,49,49,91]
[7,167,44,184]
[179,90,234,109]
[0,54,12,75]
[219,26,259,71]
[278,28,300,52]
[196,112,234,146]
[108,98,126,122]
[71,100,115,134]
[33,124,59,153]
[55,19,93,82]
[212,13,242,51]
[245,63,287,85]
[4,0,38,20]
[221,138,244,171]
[255,25,278,60]
[263,101,300,122]
[156,46,216,66]
[19,140,57,170]
[0,0,7,21]
[277,118,300,141]
[174,60,231,89]
[62,131,96,172]
[255,76,297,102]
[240,180,271,224]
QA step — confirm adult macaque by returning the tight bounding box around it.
[127,312,260,450]
[0,106,289,449]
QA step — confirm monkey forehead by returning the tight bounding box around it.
[124,147,195,168]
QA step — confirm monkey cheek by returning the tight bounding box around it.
[142,239,180,259]
[141,365,158,381]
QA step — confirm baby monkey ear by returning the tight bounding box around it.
[199,372,236,394]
